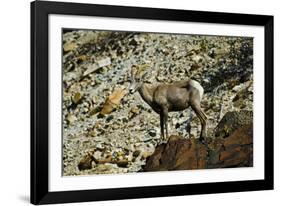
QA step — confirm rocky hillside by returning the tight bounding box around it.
[62,30,253,176]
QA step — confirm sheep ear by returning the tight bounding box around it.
[131,65,137,80]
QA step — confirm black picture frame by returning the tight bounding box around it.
[31,0,274,204]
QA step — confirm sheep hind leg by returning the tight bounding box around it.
[185,108,193,137]
[191,103,207,142]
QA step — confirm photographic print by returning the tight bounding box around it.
[62,29,253,176]
[31,1,273,204]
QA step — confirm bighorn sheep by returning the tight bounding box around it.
[129,66,208,141]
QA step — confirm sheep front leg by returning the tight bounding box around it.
[162,107,169,140]
[160,113,164,139]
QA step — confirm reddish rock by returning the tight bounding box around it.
[223,125,252,148]
[143,136,208,171]
[208,124,253,168]
[144,124,253,172]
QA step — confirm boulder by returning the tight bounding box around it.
[143,136,208,171]
[207,124,253,168]
[214,110,253,138]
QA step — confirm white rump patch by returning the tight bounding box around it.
[190,80,204,101]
